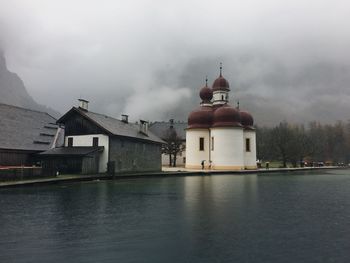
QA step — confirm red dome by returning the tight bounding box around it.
[240,110,254,128]
[188,106,213,129]
[212,105,242,127]
[199,86,213,101]
[212,76,230,91]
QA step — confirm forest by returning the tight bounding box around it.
[256,121,350,168]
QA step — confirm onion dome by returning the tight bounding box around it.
[199,77,213,102]
[188,106,213,129]
[212,105,242,127]
[199,85,213,102]
[240,110,254,129]
[212,103,224,112]
[212,64,230,91]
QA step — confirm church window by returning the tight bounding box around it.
[246,138,251,152]
[211,137,214,151]
[199,137,204,151]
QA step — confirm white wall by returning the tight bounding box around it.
[210,127,244,170]
[185,129,210,169]
[212,90,228,105]
[244,130,257,169]
[65,134,109,173]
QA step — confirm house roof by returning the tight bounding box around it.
[39,146,104,156]
[0,103,60,151]
[58,107,164,144]
[149,121,187,140]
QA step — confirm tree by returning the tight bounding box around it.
[161,122,183,167]
[271,121,292,168]
[256,125,274,161]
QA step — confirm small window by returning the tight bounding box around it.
[221,95,224,100]
[199,137,204,151]
[246,138,251,152]
[67,137,73,147]
[211,137,214,151]
[93,137,99,147]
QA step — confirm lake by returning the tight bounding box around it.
[1,169,350,263]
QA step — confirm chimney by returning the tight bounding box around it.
[121,114,129,123]
[139,120,149,135]
[78,99,89,111]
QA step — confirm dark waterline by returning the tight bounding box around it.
[1,170,350,263]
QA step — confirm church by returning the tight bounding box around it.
[186,66,257,170]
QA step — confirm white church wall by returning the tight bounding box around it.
[185,129,210,169]
[210,127,244,170]
[244,130,257,169]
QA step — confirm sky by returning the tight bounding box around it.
[0,0,350,125]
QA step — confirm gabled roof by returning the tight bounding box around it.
[58,107,164,144]
[149,121,187,140]
[0,103,60,151]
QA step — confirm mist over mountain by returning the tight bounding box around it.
[0,51,60,117]
[1,0,349,126]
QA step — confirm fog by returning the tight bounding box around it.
[0,0,349,125]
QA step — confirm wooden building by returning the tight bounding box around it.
[0,103,62,166]
[40,100,164,175]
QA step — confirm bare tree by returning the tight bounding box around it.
[161,120,184,167]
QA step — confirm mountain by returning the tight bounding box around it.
[0,51,60,117]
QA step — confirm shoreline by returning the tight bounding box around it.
[0,166,347,189]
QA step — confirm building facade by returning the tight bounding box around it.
[186,68,257,170]
[40,100,163,175]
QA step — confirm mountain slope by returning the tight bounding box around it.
[0,52,60,117]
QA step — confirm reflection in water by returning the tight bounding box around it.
[1,171,350,263]
[183,175,259,260]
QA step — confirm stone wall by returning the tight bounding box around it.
[109,137,161,173]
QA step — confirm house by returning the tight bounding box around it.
[149,120,187,167]
[40,99,164,175]
[186,67,257,170]
[0,103,62,166]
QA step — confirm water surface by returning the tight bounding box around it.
[1,170,350,262]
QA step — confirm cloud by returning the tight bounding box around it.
[0,0,349,124]
[123,86,191,121]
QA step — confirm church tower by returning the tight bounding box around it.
[212,64,230,106]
